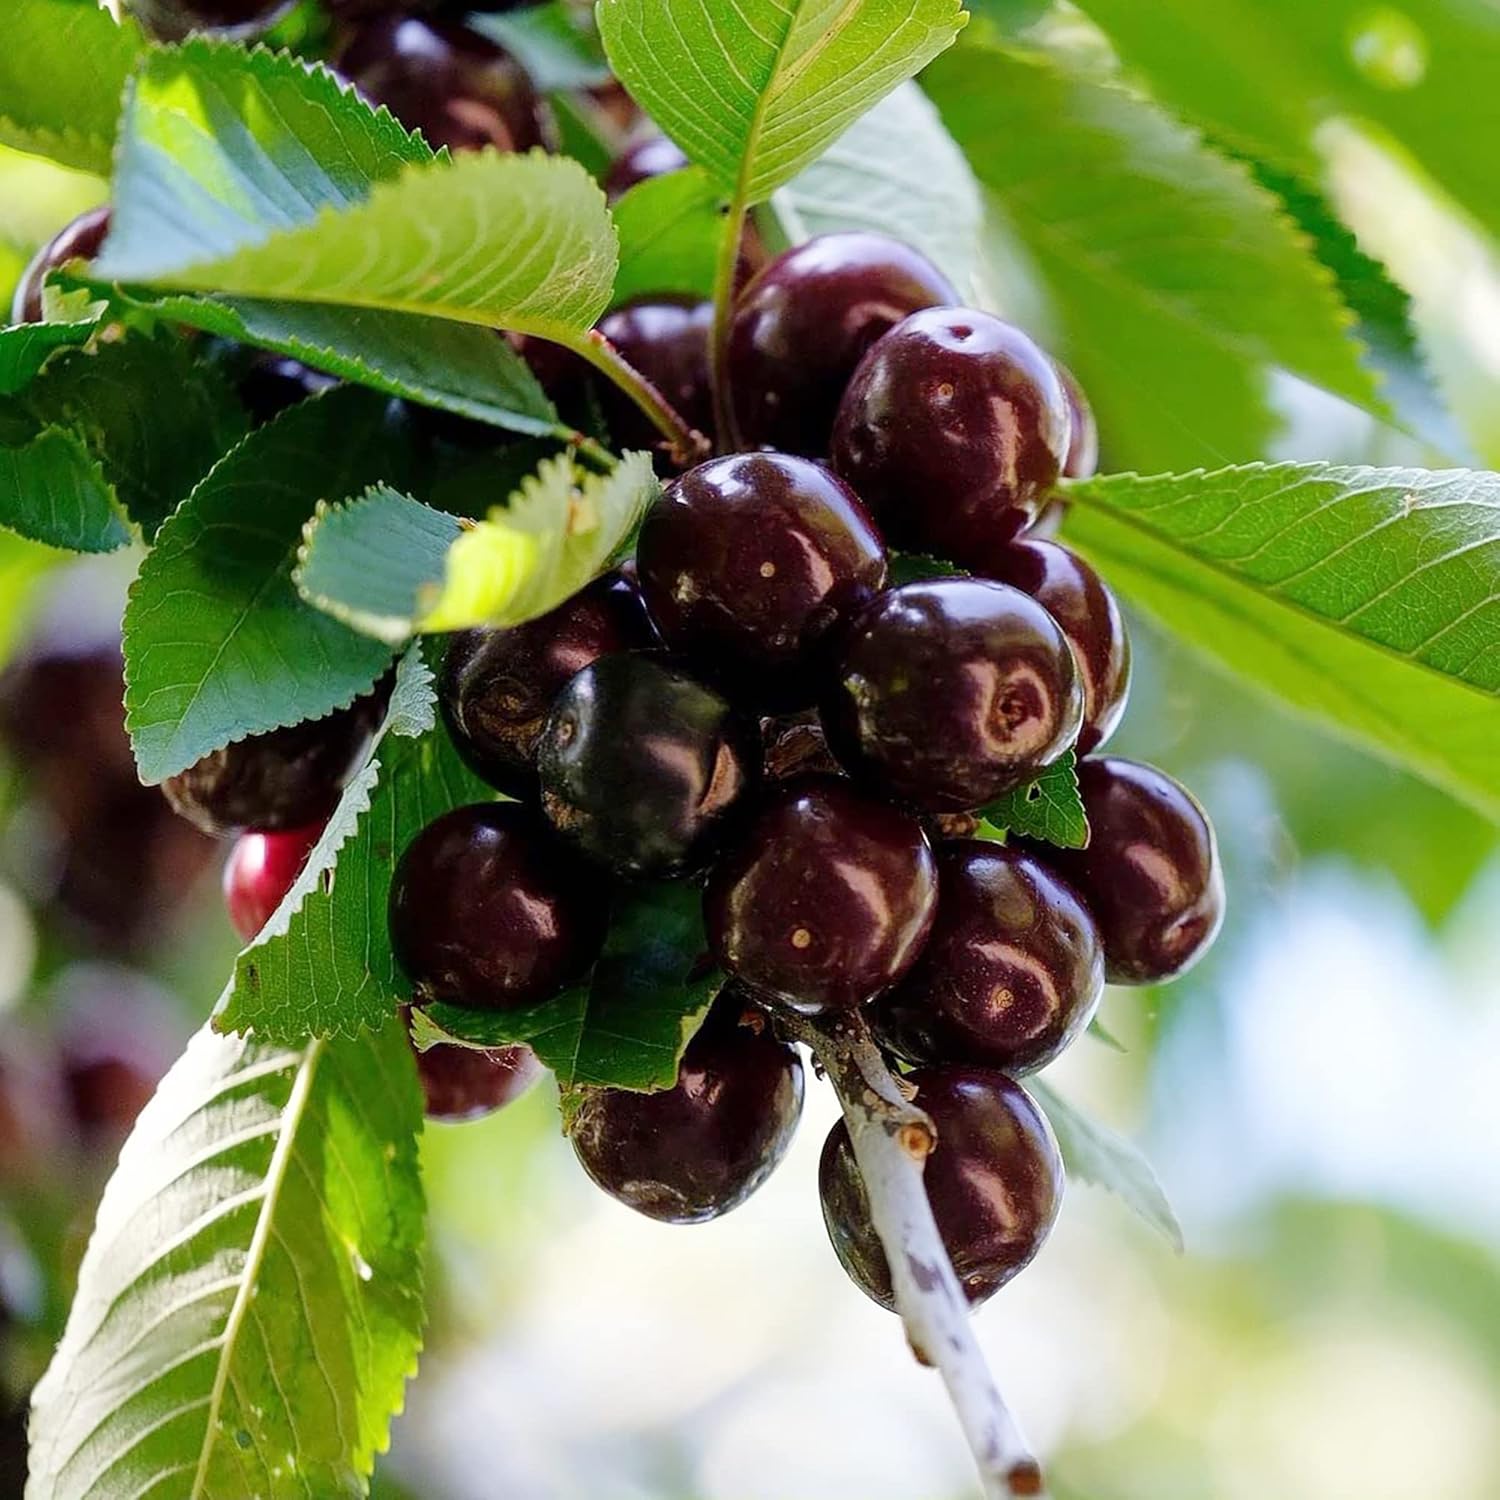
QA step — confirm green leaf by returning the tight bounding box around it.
[0,311,103,397]
[297,451,659,641]
[0,422,126,554]
[471,3,612,90]
[598,0,966,204]
[0,143,108,264]
[612,167,724,307]
[1030,1077,1182,1251]
[0,0,144,173]
[27,1020,425,1498]
[978,751,1089,849]
[1062,462,1500,821]
[419,881,720,1092]
[123,388,403,786]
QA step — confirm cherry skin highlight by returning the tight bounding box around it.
[223,822,325,941]
[604,135,689,198]
[11,207,111,326]
[595,296,714,452]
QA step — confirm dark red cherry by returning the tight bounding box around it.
[728,233,958,457]
[412,1036,543,1123]
[873,841,1103,1075]
[123,0,291,41]
[335,16,552,155]
[596,296,714,452]
[820,578,1083,812]
[976,538,1130,755]
[537,653,760,878]
[1037,757,1224,985]
[11,207,111,326]
[636,453,887,708]
[237,353,338,426]
[223,822,325,941]
[819,1065,1062,1310]
[439,569,656,798]
[705,775,938,1014]
[604,135,689,198]
[568,995,804,1223]
[1056,362,1098,480]
[390,803,607,1011]
[831,308,1070,562]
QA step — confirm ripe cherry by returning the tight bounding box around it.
[604,135,689,198]
[705,774,938,1014]
[412,1035,543,1123]
[728,232,958,457]
[831,308,1070,562]
[237,353,338,426]
[11,207,111,326]
[873,841,1103,1076]
[636,453,887,709]
[820,578,1083,812]
[1036,757,1224,985]
[123,0,291,41]
[390,802,607,1011]
[596,296,714,452]
[819,1065,1062,1310]
[223,822,325,941]
[568,994,804,1223]
[1057,362,1098,479]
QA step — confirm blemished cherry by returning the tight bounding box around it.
[819,1064,1063,1310]
[124,0,291,41]
[568,994,804,1223]
[831,308,1070,562]
[11,207,111,326]
[537,653,760,878]
[636,453,887,708]
[389,802,607,1011]
[440,569,656,798]
[1057,362,1098,480]
[223,822,325,941]
[704,774,938,1014]
[1036,757,1225,985]
[976,538,1130,755]
[335,16,552,156]
[873,840,1103,1076]
[820,578,1083,812]
[596,296,714,452]
[413,1037,543,1124]
[728,233,958,457]
[604,134,689,198]
[761,714,842,781]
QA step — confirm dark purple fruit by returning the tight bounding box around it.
[831,308,1070,561]
[636,453,886,708]
[1056,362,1098,480]
[440,569,656,798]
[568,996,803,1223]
[124,0,291,41]
[223,821,324,941]
[705,775,937,1014]
[596,296,714,452]
[604,135,689,198]
[11,207,111,326]
[728,232,958,457]
[413,1037,543,1123]
[1037,757,1224,985]
[536,653,760,878]
[389,803,607,1011]
[237,353,338,425]
[819,1065,1062,1309]
[873,841,1103,1075]
[820,578,1083,812]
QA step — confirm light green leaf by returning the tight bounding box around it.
[612,167,724,307]
[472,3,612,90]
[598,0,966,204]
[0,422,126,554]
[1062,462,1500,821]
[0,143,108,263]
[27,1019,425,1499]
[979,751,1089,849]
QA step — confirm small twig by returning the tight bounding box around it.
[568,330,711,468]
[784,1007,1048,1500]
[554,426,617,474]
[708,194,747,451]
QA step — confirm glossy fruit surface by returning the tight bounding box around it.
[336,16,551,155]
[11,207,111,326]
[831,308,1070,561]
[873,841,1103,1075]
[819,1064,1062,1309]
[237,353,338,425]
[537,653,759,878]
[1038,757,1224,985]
[596,297,714,451]
[223,822,325,941]
[604,134,689,198]
[820,578,1083,812]
[977,538,1130,755]
[1056,362,1099,479]
[637,453,887,708]
[569,996,804,1223]
[389,802,607,1010]
[728,233,957,456]
[705,775,937,1014]
[124,0,292,41]
[440,570,656,798]
[413,1036,543,1123]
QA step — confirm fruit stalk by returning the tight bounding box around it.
[787,1007,1047,1500]
[571,329,710,466]
[708,195,747,449]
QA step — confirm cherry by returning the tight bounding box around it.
[976,538,1130,755]
[236,353,338,426]
[440,569,656,799]
[596,296,714,452]
[873,840,1103,1076]
[1036,757,1224,985]
[604,134,689,198]
[10,207,111,326]
[223,821,325,941]
[390,802,607,1011]
[568,995,804,1223]
[413,1038,543,1123]
[705,774,938,1014]
[728,233,958,457]
[820,578,1083,813]
[335,16,552,156]
[636,453,887,709]
[123,0,291,41]
[831,308,1070,562]
[761,714,842,781]
[1057,362,1098,480]
[819,1065,1062,1310]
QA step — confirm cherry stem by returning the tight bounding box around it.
[786,1007,1049,1500]
[568,329,711,467]
[709,193,747,451]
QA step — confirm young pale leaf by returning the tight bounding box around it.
[1063,463,1500,820]
[612,167,724,307]
[26,1020,425,1499]
[1030,1078,1182,1251]
[0,423,125,553]
[978,752,1088,850]
[598,0,966,205]
[0,309,102,396]
[418,881,720,1092]
[123,388,403,786]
